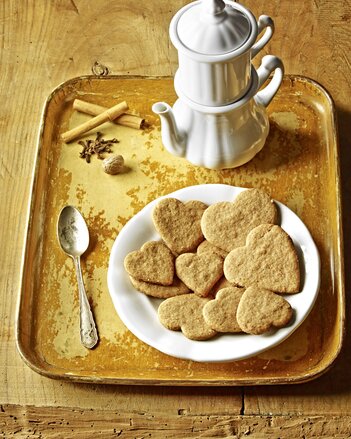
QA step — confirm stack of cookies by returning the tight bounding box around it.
[124,189,300,341]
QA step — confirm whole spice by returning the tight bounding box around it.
[102,155,125,175]
[61,101,128,143]
[73,99,145,130]
[78,132,119,163]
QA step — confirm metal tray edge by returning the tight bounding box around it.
[15,74,345,386]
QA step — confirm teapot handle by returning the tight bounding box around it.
[255,55,284,107]
[251,15,275,58]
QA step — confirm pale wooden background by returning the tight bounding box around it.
[1,0,351,436]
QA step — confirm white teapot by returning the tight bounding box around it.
[153,0,284,169]
[153,55,283,169]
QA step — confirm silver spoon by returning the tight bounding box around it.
[57,205,98,349]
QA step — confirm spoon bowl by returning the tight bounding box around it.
[57,205,98,349]
[58,206,89,257]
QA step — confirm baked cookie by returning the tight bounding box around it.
[158,294,217,340]
[212,277,237,295]
[224,224,300,293]
[175,252,223,297]
[236,286,293,334]
[203,287,244,332]
[124,241,174,285]
[185,200,208,220]
[201,188,278,252]
[152,198,206,255]
[129,275,190,299]
[197,240,228,259]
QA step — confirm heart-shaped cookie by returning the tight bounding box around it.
[158,294,217,340]
[224,224,300,293]
[201,188,278,252]
[213,277,238,295]
[152,198,206,255]
[185,200,208,220]
[236,286,293,334]
[175,253,223,297]
[203,287,244,333]
[129,275,190,299]
[124,241,174,285]
[197,240,228,259]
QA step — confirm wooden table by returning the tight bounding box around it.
[1,1,350,436]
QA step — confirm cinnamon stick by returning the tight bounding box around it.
[61,101,129,143]
[73,99,144,129]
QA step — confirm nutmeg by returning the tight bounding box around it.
[102,154,125,175]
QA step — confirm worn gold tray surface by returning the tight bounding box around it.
[17,75,344,385]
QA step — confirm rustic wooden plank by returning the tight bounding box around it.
[0,0,350,420]
[2,350,245,412]
[1,404,351,438]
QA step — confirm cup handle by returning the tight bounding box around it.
[251,15,275,58]
[255,55,284,107]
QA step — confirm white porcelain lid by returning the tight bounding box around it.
[175,0,251,55]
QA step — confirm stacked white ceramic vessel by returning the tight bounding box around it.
[153,0,284,169]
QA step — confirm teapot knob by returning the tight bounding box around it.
[202,0,226,15]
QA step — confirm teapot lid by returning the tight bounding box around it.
[173,0,252,55]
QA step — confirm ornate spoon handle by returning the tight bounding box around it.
[73,256,99,349]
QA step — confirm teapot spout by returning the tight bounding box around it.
[152,102,186,157]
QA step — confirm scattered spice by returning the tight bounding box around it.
[78,132,119,163]
[102,154,125,175]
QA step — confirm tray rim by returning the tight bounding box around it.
[15,74,345,386]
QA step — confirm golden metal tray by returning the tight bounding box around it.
[16,75,344,385]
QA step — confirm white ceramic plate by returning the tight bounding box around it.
[107,184,320,362]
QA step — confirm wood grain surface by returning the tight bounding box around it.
[1,0,350,436]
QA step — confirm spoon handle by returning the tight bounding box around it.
[73,256,99,349]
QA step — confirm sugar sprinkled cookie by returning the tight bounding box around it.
[175,252,223,297]
[129,275,190,299]
[203,287,244,333]
[224,224,300,293]
[236,286,293,335]
[152,198,207,255]
[158,294,217,340]
[124,241,174,285]
[201,188,278,252]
